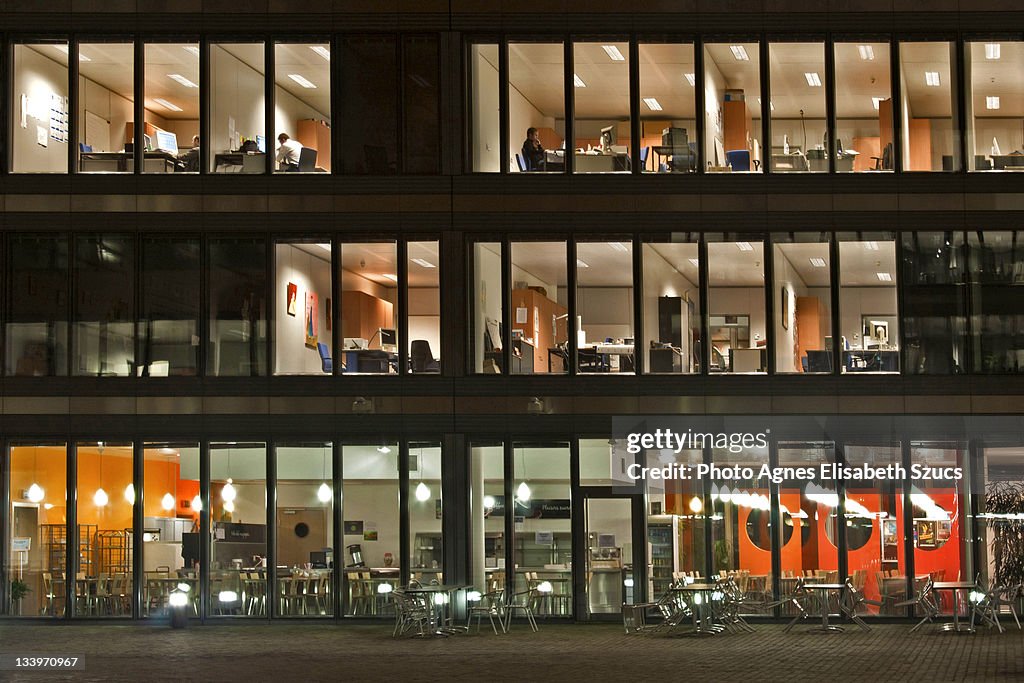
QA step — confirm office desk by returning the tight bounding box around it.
[574,153,629,172]
[772,153,810,171]
[80,151,179,173]
[652,145,696,172]
[341,350,397,373]
[844,350,899,372]
[542,150,566,171]
[214,152,266,173]
[582,343,634,372]
[992,154,1024,170]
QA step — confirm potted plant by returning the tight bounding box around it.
[10,579,30,616]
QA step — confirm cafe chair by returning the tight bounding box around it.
[782,578,813,632]
[970,583,1013,633]
[504,586,539,632]
[894,577,939,633]
[391,590,436,638]
[467,589,507,634]
[839,577,882,631]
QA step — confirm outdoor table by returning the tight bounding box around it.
[404,584,471,635]
[670,583,725,635]
[931,582,977,633]
[801,583,847,632]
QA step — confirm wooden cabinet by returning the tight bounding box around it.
[296,118,331,172]
[795,296,825,372]
[340,290,393,347]
[723,99,752,152]
[511,288,567,373]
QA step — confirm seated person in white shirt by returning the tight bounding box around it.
[276,133,303,171]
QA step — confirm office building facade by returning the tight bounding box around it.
[1,3,1023,623]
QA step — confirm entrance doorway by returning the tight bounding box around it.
[578,495,644,620]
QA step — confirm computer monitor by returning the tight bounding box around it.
[379,328,397,348]
[599,124,616,150]
[155,130,178,155]
[256,134,267,154]
[143,134,153,152]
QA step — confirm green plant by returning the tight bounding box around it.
[986,481,1024,587]
[714,539,731,572]
[10,579,30,602]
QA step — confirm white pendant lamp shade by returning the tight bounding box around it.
[317,482,333,503]
[161,492,176,511]
[516,481,532,502]
[191,494,203,512]
[93,487,109,506]
[223,499,235,513]
[124,484,136,505]
[415,481,431,501]
[27,483,45,503]
[221,479,237,502]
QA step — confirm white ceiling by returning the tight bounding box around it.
[274,43,331,117]
[572,42,630,120]
[144,43,200,120]
[776,242,831,287]
[645,242,699,285]
[287,241,438,289]
[769,43,826,119]
[968,41,1024,119]
[706,43,762,121]
[838,240,897,286]
[707,241,765,286]
[508,43,565,117]
[511,242,568,286]
[639,43,696,119]
[901,41,953,118]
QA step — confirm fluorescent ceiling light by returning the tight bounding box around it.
[609,242,629,252]
[310,45,331,61]
[317,243,331,252]
[925,71,941,87]
[573,74,586,88]
[182,46,200,56]
[757,97,774,111]
[858,45,875,60]
[987,96,1000,110]
[288,73,317,88]
[809,257,827,267]
[684,73,696,86]
[382,273,398,282]
[576,258,589,268]
[736,242,754,251]
[872,97,883,110]
[154,98,182,112]
[985,43,1001,60]
[54,44,90,61]
[876,272,892,282]
[864,241,879,251]
[643,97,663,111]
[411,257,435,268]
[688,258,700,267]
[169,73,198,88]
[804,72,822,87]
[730,45,749,61]
[601,45,625,61]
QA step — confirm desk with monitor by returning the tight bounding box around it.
[214,152,267,173]
[80,151,181,173]
[340,331,398,373]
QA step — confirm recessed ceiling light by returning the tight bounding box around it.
[757,97,774,111]
[688,258,700,267]
[925,71,940,87]
[809,257,827,267]
[310,45,331,61]
[643,97,663,111]
[730,45,749,61]
[858,45,875,60]
[872,97,883,110]
[601,45,625,61]
[573,74,586,88]
[54,45,90,61]
[382,273,398,282]
[876,272,892,282]
[864,241,879,251]
[169,73,199,88]
[736,242,754,251]
[985,43,1001,60]
[804,72,822,87]
[317,243,331,252]
[987,96,1000,110]
[288,73,317,88]
[154,98,182,112]
[684,73,696,86]
[609,242,629,252]
[576,258,589,268]
[182,46,200,56]
[411,257,435,268]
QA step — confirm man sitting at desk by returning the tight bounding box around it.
[176,135,200,172]
[276,133,303,172]
[522,127,545,171]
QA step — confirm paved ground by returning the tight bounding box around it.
[0,620,1021,682]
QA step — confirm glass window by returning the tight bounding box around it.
[210,43,266,173]
[339,36,397,174]
[772,233,833,373]
[769,42,827,172]
[967,41,1023,171]
[707,236,766,373]
[902,232,968,374]
[76,43,134,174]
[408,241,441,373]
[472,241,503,374]
[978,445,1024,587]
[512,443,572,617]
[838,235,899,374]
[642,238,701,374]
[5,443,67,617]
[275,442,333,617]
[274,240,332,376]
[776,442,839,581]
[844,443,904,615]
[72,235,135,376]
[409,442,443,582]
[469,43,500,172]
[74,442,134,617]
[469,443,506,599]
[910,444,970,588]
[645,447,705,596]
[144,43,200,174]
[511,242,568,374]
[6,235,69,376]
[339,242,398,375]
[509,42,565,173]
[899,42,959,172]
[209,237,267,377]
[834,42,894,172]
[142,442,199,620]
[403,36,441,174]
[576,241,634,373]
[968,231,1024,373]
[140,238,200,377]
[638,42,696,173]
[12,43,69,173]
[704,42,762,173]
[274,42,331,173]
[209,442,267,617]
[573,41,630,173]
[342,442,399,617]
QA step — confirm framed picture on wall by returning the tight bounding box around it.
[286,282,297,316]
[305,291,318,348]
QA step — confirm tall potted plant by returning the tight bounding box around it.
[9,579,30,616]
[985,481,1024,602]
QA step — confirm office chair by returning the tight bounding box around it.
[79,143,93,153]
[514,153,527,172]
[410,340,440,373]
[725,149,751,172]
[317,342,332,373]
[298,147,318,172]
[639,146,649,171]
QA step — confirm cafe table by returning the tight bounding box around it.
[800,583,848,632]
[670,583,725,635]
[931,582,978,633]
[403,584,471,636]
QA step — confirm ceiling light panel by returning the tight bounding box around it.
[601,45,625,61]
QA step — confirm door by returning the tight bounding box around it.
[276,508,327,568]
[578,495,644,620]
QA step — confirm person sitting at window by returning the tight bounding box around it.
[177,135,200,172]
[276,133,303,172]
[521,127,545,171]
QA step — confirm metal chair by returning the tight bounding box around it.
[782,578,814,632]
[468,590,507,634]
[894,577,939,632]
[391,590,436,638]
[504,586,539,632]
[839,576,883,631]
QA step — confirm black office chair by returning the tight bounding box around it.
[410,340,440,373]
[298,147,318,172]
[317,342,332,373]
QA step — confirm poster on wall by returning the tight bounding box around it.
[286,282,298,316]
[49,93,68,143]
[363,521,378,541]
[305,291,319,348]
[326,297,332,331]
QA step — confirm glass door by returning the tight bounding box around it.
[582,496,641,619]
